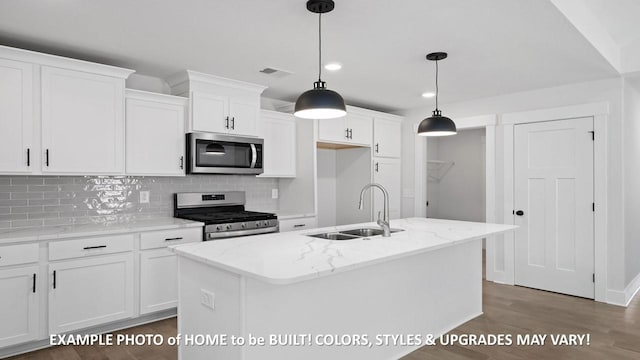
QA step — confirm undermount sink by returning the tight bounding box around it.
[308,233,360,240]
[340,227,404,237]
[307,227,404,240]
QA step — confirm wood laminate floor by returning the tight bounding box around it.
[8,261,640,360]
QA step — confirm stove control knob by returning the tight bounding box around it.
[226,224,232,230]
[263,221,269,227]
[255,222,261,227]
[216,226,222,231]
[241,223,246,229]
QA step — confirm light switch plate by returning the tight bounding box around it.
[271,189,278,199]
[139,191,150,204]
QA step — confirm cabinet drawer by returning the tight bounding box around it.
[140,228,201,250]
[49,234,134,261]
[0,243,39,267]
[279,217,317,232]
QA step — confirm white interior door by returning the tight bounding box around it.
[514,117,594,298]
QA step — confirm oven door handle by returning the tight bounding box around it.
[250,144,257,168]
[206,226,279,240]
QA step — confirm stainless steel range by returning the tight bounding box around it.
[174,191,278,241]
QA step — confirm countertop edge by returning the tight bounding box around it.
[171,226,515,285]
[0,219,205,244]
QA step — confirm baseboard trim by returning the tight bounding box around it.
[607,272,640,307]
[0,309,176,359]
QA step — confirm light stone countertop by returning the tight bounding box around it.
[0,218,204,244]
[171,217,517,285]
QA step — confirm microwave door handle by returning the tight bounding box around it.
[250,144,257,168]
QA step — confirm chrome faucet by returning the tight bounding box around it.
[358,183,391,237]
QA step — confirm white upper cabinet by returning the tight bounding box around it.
[125,90,187,176]
[167,71,266,137]
[0,45,134,175]
[41,67,126,174]
[373,116,402,158]
[259,110,296,178]
[0,58,33,174]
[317,107,373,147]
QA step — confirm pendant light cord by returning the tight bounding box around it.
[435,59,439,110]
[318,12,322,82]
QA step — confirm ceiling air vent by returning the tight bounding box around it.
[259,67,293,79]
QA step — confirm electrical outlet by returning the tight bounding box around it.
[201,289,215,310]
[139,191,150,204]
[271,189,279,199]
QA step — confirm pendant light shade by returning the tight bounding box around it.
[295,81,346,119]
[417,52,457,136]
[295,0,346,119]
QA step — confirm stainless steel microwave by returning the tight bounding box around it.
[186,133,264,175]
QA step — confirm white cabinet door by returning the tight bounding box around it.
[41,66,124,174]
[318,117,348,143]
[373,158,401,220]
[259,111,296,177]
[140,248,178,315]
[0,266,39,348]
[347,113,373,146]
[191,91,229,133]
[0,59,34,174]
[49,253,134,334]
[229,97,259,137]
[125,93,186,176]
[373,117,401,158]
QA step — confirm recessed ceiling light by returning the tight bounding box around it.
[421,92,436,98]
[324,62,342,71]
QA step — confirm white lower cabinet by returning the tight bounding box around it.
[0,266,39,348]
[279,216,317,232]
[48,253,134,334]
[140,248,179,315]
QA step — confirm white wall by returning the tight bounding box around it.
[401,77,626,295]
[427,129,486,222]
[623,77,640,288]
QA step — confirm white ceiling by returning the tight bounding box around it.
[0,0,620,112]
[583,0,640,47]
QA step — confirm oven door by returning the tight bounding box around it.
[188,133,263,174]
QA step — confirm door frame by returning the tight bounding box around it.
[414,114,498,268]
[500,102,608,302]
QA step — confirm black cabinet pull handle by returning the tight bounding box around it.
[293,224,306,228]
[231,117,235,130]
[349,129,353,139]
[83,245,107,250]
[53,270,56,289]
[375,162,379,172]
[515,210,524,216]
[27,148,30,166]
[375,143,379,153]
[45,149,49,167]
[225,116,229,129]
[345,128,349,139]
[165,237,184,241]
[32,273,36,293]
[180,156,184,170]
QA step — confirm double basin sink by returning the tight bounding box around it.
[307,227,404,240]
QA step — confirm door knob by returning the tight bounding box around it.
[515,210,524,216]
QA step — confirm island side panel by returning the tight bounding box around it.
[243,239,482,360]
[177,256,243,360]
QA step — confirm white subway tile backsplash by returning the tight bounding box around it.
[0,175,278,229]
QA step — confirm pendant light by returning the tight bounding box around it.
[417,52,457,136]
[294,0,347,119]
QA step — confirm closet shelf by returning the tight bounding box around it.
[427,160,455,183]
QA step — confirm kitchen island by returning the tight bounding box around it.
[171,217,516,360]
